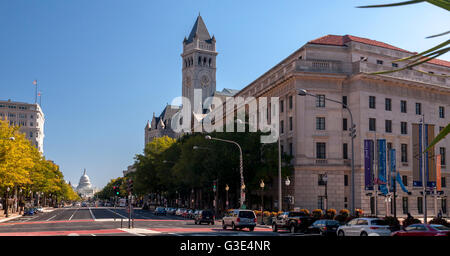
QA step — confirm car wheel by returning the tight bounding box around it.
[194,220,198,225]
[338,230,345,237]
[290,225,296,234]
[249,227,254,232]
[360,232,368,236]
[222,221,227,230]
[272,224,278,232]
[232,223,237,231]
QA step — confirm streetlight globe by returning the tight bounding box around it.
[260,180,265,188]
[285,177,291,186]
[205,135,212,140]
[241,184,245,190]
[225,184,229,191]
[193,146,199,150]
[298,89,307,96]
[9,137,15,141]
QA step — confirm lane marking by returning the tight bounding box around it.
[0,229,126,236]
[69,208,79,221]
[46,208,69,221]
[119,228,160,236]
[106,208,128,219]
[0,219,94,226]
[88,207,96,220]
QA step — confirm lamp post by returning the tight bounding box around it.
[5,187,10,217]
[225,184,229,210]
[285,176,291,211]
[299,89,356,215]
[205,135,246,208]
[323,173,328,210]
[260,180,265,224]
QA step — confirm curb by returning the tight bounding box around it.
[0,214,23,223]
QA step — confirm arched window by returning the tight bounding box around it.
[198,56,202,65]
[203,57,206,66]
[209,58,212,67]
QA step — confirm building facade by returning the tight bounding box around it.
[0,99,45,153]
[76,169,96,199]
[233,35,449,218]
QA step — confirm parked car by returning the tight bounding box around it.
[35,207,44,213]
[337,218,391,236]
[222,209,257,231]
[81,202,88,207]
[194,210,215,225]
[23,208,35,216]
[391,224,450,236]
[175,208,185,216]
[272,211,315,233]
[182,209,190,218]
[306,219,340,236]
[154,207,167,216]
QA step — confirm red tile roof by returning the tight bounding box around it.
[309,35,450,68]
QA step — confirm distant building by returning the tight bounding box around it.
[144,15,238,146]
[76,169,96,199]
[123,165,137,177]
[0,99,45,153]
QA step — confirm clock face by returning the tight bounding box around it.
[201,75,210,87]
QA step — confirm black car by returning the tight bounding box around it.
[306,219,340,236]
[194,210,215,225]
[272,212,315,233]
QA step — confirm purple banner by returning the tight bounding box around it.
[364,140,374,190]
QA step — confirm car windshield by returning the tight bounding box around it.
[202,211,213,216]
[371,219,388,226]
[288,212,303,217]
[431,225,450,231]
[326,220,339,226]
[238,211,255,218]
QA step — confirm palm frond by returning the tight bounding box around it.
[423,123,450,154]
[357,0,424,8]
[426,30,450,38]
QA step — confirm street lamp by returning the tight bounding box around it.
[260,180,265,224]
[225,184,229,209]
[323,173,328,210]
[5,187,10,217]
[237,119,283,212]
[284,176,291,211]
[205,135,246,208]
[299,89,356,215]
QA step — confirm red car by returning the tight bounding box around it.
[391,224,450,236]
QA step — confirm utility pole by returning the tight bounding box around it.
[421,114,427,224]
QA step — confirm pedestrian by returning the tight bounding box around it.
[437,210,442,219]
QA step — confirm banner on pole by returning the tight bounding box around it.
[425,124,436,188]
[389,149,396,192]
[378,139,388,195]
[412,123,423,187]
[364,140,374,190]
[437,155,442,191]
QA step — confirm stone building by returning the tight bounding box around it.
[231,34,449,218]
[144,15,238,146]
[76,169,96,199]
[0,99,45,153]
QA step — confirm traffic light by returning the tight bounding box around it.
[113,186,119,196]
[127,179,133,193]
[213,180,217,192]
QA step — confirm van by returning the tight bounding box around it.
[222,209,257,231]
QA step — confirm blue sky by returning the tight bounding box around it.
[0,0,448,188]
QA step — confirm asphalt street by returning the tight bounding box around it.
[0,207,301,236]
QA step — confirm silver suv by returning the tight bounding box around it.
[222,209,257,231]
[337,218,391,236]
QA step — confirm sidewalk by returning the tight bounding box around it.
[0,207,55,223]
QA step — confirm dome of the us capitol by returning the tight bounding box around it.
[76,169,95,199]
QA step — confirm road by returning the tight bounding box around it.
[0,207,307,236]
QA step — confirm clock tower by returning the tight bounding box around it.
[181,14,217,114]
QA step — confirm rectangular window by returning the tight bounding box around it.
[401,100,407,113]
[289,116,293,131]
[387,142,393,151]
[385,98,392,111]
[318,196,324,210]
[415,103,422,115]
[402,175,408,187]
[402,197,408,214]
[440,147,446,165]
[369,96,376,109]
[343,143,348,159]
[392,63,398,68]
[369,118,376,131]
[316,95,325,108]
[377,60,384,65]
[401,144,408,163]
[385,120,392,133]
[344,175,348,186]
[439,106,445,118]
[318,174,326,186]
[442,198,447,214]
[401,122,408,135]
[342,96,347,109]
[289,143,293,156]
[418,197,423,214]
[280,120,284,134]
[316,117,325,130]
[343,118,348,131]
[442,177,446,188]
[280,100,284,113]
[29,132,33,138]
[289,95,293,109]
[316,143,326,159]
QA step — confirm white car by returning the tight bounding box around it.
[337,218,391,236]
